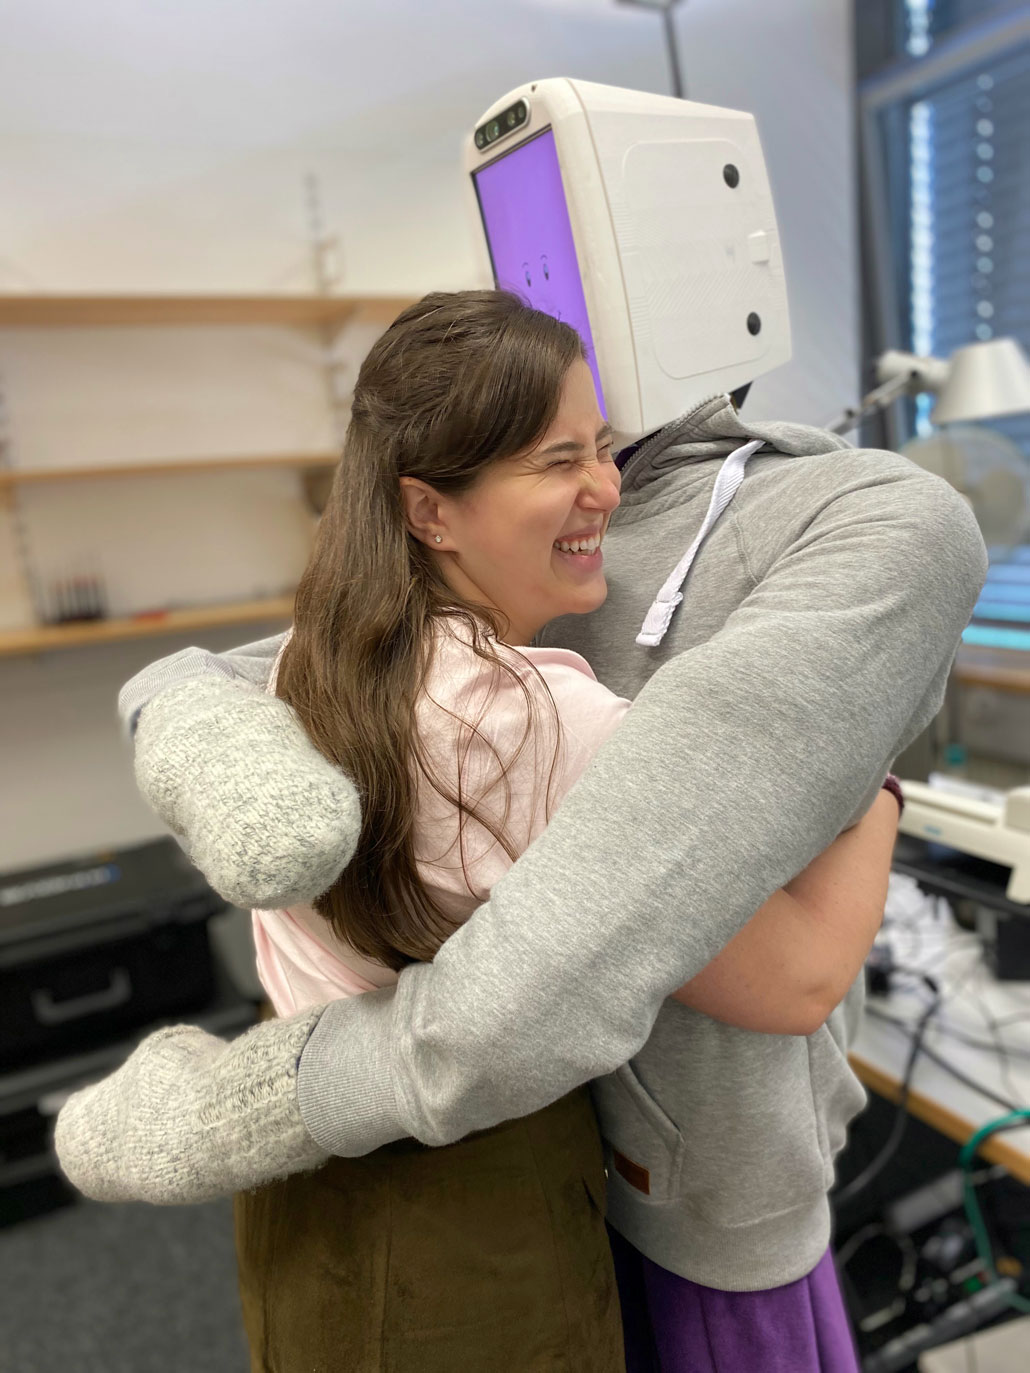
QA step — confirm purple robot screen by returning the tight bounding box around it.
[472,127,605,414]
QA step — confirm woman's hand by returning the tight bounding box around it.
[672,787,900,1035]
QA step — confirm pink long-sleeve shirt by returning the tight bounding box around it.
[254,619,630,1015]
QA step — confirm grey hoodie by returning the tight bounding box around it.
[118,395,987,1288]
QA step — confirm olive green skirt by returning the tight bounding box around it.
[234,1086,625,1372]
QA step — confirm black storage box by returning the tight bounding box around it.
[0,838,226,1069]
[0,957,258,1226]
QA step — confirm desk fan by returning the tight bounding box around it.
[902,424,1030,552]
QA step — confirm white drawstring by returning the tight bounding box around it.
[636,439,764,648]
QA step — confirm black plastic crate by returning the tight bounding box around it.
[0,958,259,1227]
[0,838,225,1068]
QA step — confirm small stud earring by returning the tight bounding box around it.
[434,534,443,544]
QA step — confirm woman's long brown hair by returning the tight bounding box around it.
[275,290,585,969]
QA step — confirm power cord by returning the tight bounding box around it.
[864,1009,1024,1113]
[835,971,941,1206]
[959,1110,1030,1315]
[836,1222,919,1335]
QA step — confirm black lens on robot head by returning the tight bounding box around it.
[476,102,528,151]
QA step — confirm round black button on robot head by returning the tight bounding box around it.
[723,164,740,188]
[747,312,762,336]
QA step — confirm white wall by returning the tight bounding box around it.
[671,0,859,427]
[0,0,857,870]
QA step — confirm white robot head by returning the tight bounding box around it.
[464,78,791,447]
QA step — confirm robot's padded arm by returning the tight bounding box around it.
[124,635,362,910]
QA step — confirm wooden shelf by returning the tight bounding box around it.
[0,595,294,657]
[0,291,412,658]
[0,294,415,329]
[954,643,1030,694]
[0,453,338,487]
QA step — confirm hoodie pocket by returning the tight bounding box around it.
[590,1062,685,1204]
[808,1020,868,1186]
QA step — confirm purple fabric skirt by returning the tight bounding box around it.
[608,1226,860,1373]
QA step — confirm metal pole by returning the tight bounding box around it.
[617,0,687,100]
[662,3,685,99]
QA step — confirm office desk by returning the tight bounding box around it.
[849,870,1030,1184]
[954,643,1030,696]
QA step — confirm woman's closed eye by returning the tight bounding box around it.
[549,446,614,471]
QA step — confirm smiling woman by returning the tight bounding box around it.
[234,288,631,1370]
[275,289,621,971]
[403,362,621,646]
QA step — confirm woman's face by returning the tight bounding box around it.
[436,359,621,644]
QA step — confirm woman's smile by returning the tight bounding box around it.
[552,528,605,575]
[553,528,603,555]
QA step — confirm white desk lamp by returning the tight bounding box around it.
[828,337,1030,435]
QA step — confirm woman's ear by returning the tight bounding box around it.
[398,477,449,548]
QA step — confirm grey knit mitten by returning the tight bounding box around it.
[134,677,362,909]
[54,1009,330,1204]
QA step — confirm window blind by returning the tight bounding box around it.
[880,35,1030,455]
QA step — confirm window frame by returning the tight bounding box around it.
[858,5,1030,449]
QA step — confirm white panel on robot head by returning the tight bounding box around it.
[464,78,792,447]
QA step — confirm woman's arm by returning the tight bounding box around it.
[672,787,900,1035]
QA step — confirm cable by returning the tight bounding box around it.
[941,1020,1030,1064]
[865,947,1027,1107]
[933,1023,1030,1064]
[958,950,1027,1103]
[959,1110,1030,1315]
[992,1010,1030,1030]
[836,1223,919,1336]
[865,1009,1025,1113]
[866,1005,1030,1065]
[836,1221,884,1269]
[918,1040,1023,1112]
[835,975,941,1206]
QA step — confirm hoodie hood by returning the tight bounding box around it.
[618,394,854,495]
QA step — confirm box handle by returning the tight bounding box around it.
[31,968,132,1025]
